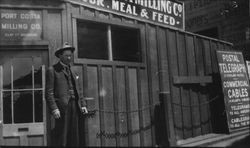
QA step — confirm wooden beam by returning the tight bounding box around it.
[173,76,213,84]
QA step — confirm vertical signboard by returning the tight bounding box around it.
[217,50,250,132]
[0,9,42,42]
[246,60,250,79]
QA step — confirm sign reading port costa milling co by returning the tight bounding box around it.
[0,9,42,41]
[217,50,250,132]
[69,0,185,30]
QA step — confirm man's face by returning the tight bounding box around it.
[59,49,73,65]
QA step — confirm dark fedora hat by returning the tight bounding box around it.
[55,42,75,58]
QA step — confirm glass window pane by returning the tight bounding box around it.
[0,53,11,89]
[77,21,108,60]
[13,58,32,89]
[35,90,43,122]
[33,57,42,88]
[3,62,11,89]
[3,92,12,124]
[14,91,33,123]
[112,26,141,62]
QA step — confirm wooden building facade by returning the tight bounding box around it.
[0,0,244,147]
[181,0,250,59]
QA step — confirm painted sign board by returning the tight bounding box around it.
[0,9,42,41]
[69,0,185,30]
[246,61,250,79]
[216,50,250,132]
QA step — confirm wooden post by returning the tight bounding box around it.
[0,66,3,145]
[42,65,47,146]
[156,27,176,146]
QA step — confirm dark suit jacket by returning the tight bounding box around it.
[46,62,86,114]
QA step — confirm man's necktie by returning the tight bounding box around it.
[66,66,75,98]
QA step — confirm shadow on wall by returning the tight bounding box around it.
[154,96,170,147]
[209,73,229,134]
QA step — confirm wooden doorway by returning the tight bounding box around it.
[0,49,48,146]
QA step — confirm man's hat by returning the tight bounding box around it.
[55,42,75,58]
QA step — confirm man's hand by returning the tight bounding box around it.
[81,107,88,114]
[52,109,61,119]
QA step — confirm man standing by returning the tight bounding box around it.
[46,42,88,146]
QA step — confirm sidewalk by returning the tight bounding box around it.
[177,129,250,147]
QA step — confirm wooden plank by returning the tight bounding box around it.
[61,4,68,46]
[139,23,152,146]
[28,136,44,146]
[173,76,213,84]
[112,66,119,146]
[145,24,158,145]
[3,137,19,146]
[71,3,80,15]
[147,25,160,106]
[0,66,3,144]
[85,66,101,146]
[97,65,105,146]
[47,11,62,65]
[83,7,95,17]
[158,28,176,146]
[79,6,84,15]
[167,29,183,140]
[124,66,132,146]
[83,64,88,146]
[138,23,147,146]
[136,67,144,146]
[205,40,213,75]
[128,68,140,146]
[86,66,101,146]
[201,39,213,134]
[185,35,201,137]
[156,27,174,146]
[139,23,147,64]
[116,67,128,146]
[204,40,213,133]
[41,65,47,146]
[97,11,109,20]
[0,4,63,10]
[66,3,73,44]
[20,135,28,146]
[3,123,44,137]
[140,68,152,146]
[210,41,219,73]
[102,67,116,146]
[176,32,192,139]
[195,38,210,135]
[73,14,141,29]
[42,10,48,48]
[75,58,145,68]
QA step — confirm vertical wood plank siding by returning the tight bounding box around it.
[167,30,183,140]
[86,66,101,146]
[55,2,234,147]
[177,33,192,139]
[116,67,128,146]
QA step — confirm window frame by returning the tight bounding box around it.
[0,62,45,124]
[72,15,145,66]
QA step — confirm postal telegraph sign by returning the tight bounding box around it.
[0,9,42,41]
[70,0,185,30]
[216,51,250,132]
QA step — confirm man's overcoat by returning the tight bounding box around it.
[46,62,86,114]
[45,62,86,146]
